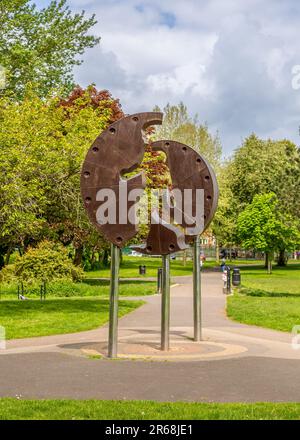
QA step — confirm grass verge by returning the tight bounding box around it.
[0,298,144,339]
[0,399,299,420]
[85,256,266,279]
[227,264,300,332]
[0,280,157,299]
[227,294,300,332]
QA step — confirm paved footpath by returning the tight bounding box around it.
[0,272,300,402]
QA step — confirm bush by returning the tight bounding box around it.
[0,264,17,284]
[15,241,83,284]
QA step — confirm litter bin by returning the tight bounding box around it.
[139,265,146,275]
[232,267,241,286]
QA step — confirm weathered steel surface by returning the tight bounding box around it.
[133,140,219,254]
[151,140,219,238]
[81,114,219,255]
[81,112,163,247]
[132,210,188,255]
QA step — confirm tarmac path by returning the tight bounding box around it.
[0,272,299,402]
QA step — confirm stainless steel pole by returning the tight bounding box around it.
[108,243,119,358]
[193,235,202,341]
[161,254,170,351]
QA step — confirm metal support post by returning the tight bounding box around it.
[161,254,170,351]
[157,268,163,294]
[108,243,120,358]
[193,235,202,341]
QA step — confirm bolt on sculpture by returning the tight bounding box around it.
[81,112,219,357]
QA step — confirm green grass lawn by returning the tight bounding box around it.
[0,399,299,420]
[85,256,194,278]
[227,263,300,332]
[237,263,300,296]
[227,295,300,332]
[85,256,265,279]
[0,279,157,299]
[0,298,144,339]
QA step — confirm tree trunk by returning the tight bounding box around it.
[277,249,287,267]
[101,249,109,267]
[74,246,83,266]
[264,252,268,269]
[91,249,95,265]
[267,252,272,274]
[5,247,12,266]
[182,249,187,266]
[0,252,4,270]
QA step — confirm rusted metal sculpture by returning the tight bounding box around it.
[133,140,218,255]
[81,112,219,356]
[81,116,218,255]
[152,140,218,233]
[81,112,163,247]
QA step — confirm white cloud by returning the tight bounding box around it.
[52,0,300,154]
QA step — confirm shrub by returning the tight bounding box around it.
[15,241,83,284]
[0,264,17,284]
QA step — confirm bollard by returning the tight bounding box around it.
[222,268,227,294]
[226,266,231,294]
[139,265,146,275]
[232,267,241,286]
[222,266,231,294]
[157,268,163,294]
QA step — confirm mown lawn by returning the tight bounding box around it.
[85,256,264,278]
[237,263,300,295]
[0,279,157,299]
[85,256,194,278]
[0,298,144,339]
[227,295,300,332]
[227,264,300,332]
[0,399,299,420]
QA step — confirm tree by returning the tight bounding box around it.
[152,102,223,262]
[58,86,124,124]
[224,134,300,265]
[0,0,99,99]
[0,86,123,266]
[236,193,300,273]
[211,163,237,260]
[153,103,222,170]
[227,134,300,215]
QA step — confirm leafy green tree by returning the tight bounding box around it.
[223,134,300,264]
[211,163,237,260]
[236,193,300,273]
[152,102,223,262]
[153,103,222,170]
[227,134,300,215]
[0,0,99,99]
[0,86,122,265]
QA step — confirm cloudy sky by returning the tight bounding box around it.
[35,0,300,154]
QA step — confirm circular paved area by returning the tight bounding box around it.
[83,338,248,361]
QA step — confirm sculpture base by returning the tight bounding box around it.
[81,330,247,361]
